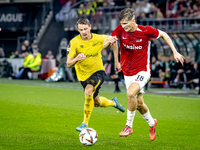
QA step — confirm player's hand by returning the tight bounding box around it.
[107,36,118,44]
[76,53,86,61]
[174,52,185,65]
[115,62,121,73]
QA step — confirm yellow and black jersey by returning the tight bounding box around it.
[68,33,108,81]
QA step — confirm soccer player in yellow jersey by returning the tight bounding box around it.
[67,18,125,132]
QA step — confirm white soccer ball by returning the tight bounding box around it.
[79,128,98,146]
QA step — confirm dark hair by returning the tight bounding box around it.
[119,8,135,21]
[76,18,91,27]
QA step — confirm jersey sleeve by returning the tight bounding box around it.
[67,40,77,58]
[145,26,160,39]
[111,25,121,38]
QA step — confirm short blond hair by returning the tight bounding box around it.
[77,18,91,26]
[119,8,135,21]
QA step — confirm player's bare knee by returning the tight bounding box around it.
[85,85,94,96]
[85,90,93,96]
[126,90,135,100]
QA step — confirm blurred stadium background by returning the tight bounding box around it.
[1,0,200,57]
[0,0,200,92]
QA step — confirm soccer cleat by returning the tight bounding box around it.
[112,97,125,112]
[119,125,133,137]
[76,123,87,132]
[149,119,157,141]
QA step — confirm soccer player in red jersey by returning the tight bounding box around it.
[103,8,185,141]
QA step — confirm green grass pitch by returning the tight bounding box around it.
[0,79,200,150]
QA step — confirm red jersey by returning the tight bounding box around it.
[111,25,160,76]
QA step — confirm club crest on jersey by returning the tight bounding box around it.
[92,42,98,46]
[90,79,95,83]
[136,39,142,42]
[123,43,142,50]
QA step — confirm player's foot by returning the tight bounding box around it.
[149,119,157,141]
[119,125,133,137]
[76,123,87,132]
[112,97,125,112]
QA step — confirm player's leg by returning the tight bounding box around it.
[76,84,94,132]
[92,70,124,112]
[93,96,125,112]
[119,71,152,137]
[92,73,125,112]
[94,96,114,107]
[119,82,139,137]
[137,93,154,125]
[83,84,95,125]
[136,93,157,141]
[77,70,105,131]
[91,71,113,108]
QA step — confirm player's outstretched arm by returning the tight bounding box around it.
[67,53,86,68]
[112,42,121,73]
[159,31,185,65]
[103,36,118,49]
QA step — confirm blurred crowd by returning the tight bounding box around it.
[8,40,54,60]
[151,55,199,89]
[0,38,77,82]
[75,0,200,20]
[0,40,55,79]
[55,0,200,23]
